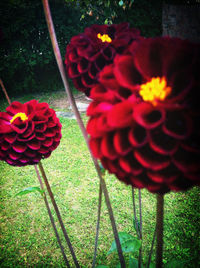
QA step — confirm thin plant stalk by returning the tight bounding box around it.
[92,184,102,268]
[42,0,125,266]
[147,226,157,268]
[132,188,140,238]
[0,79,71,267]
[156,194,164,268]
[34,165,70,268]
[0,79,11,105]
[38,161,80,268]
[138,189,142,268]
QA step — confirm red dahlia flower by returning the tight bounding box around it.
[0,100,62,166]
[65,22,140,96]
[87,37,200,194]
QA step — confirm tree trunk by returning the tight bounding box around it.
[162,3,200,42]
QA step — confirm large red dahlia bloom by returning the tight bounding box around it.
[0,100,62,166]
[87,37,200,194]
[65,23,140,96]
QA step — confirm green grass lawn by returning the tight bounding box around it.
[0,91,200,267]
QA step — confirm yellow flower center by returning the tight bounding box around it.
[10,112,28,124]
[97,33,112,43]
[139,77,171,106]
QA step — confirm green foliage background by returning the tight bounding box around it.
[0,0,162,98]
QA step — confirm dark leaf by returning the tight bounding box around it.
[129,256,139,268]
[95,266,109,268]
[107,232,141,255]
[165,260,186,268]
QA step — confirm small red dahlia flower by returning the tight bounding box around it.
[87,37,200,194]
[0,100,62,166]
[65,22,140,96]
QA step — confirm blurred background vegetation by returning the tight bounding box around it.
[0,0,163,98]
[1,0,198,98]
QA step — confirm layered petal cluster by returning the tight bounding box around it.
[0,100,62,166]
[65,23,140,96]
[87,37,200,194]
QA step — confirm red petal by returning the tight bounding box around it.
[43,138,53,147]
[32,155,42,163]
[133,102,165,129]
[163,111,192,139]
[88,63,98,79]
[147,169,178,184]
[149,128,178,155]
[68,49,79,62]
[11,121,28,134]
[0,116,12,133]
[107,101,134,128]
[27,140,41,150]
[6,158,16,165]
[68,63,79,78]
[12,142,27,153]
[90,84,117,103]
[87,101,113,116]
[34,123,47,133]
[22,122,34,138]
[114,55,142,89]
[19,158,29,164]
[47,119,57,128]
[54,133,62,142]
[113,129,132,155]
[96,115,113,133]
[1,141,10,150]
[17,133,35,142]
[9,150,21,160]
[102,46,115,61]
[87,117,104,137]
[172,147,200,173]
[43,152,51,159]
[44,128,56,137]
[134,145,170,171]
[6,101,24,115]
[133,38,163,79]
[25,100,38,114]
[77,58,89,73]
[24,149,36,157]
[130,176,145,189]
[128,124,147,147]
[94,54,106,71]
[32,114,48,124]
[4,133,17,143]
[38,147,49,154]
[99,65,120,91]
[101,133,118,160]
[89,137,102,158]
[35,132,46,140]
[102,158,119,174]
[169,175,195,191]
[119,153,142,176]
[81,73,94,87]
